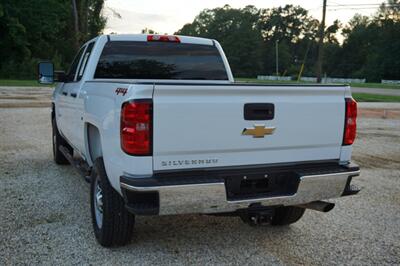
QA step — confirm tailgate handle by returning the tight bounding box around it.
[244,103,274,120]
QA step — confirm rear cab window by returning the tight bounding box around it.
[94,41,228,80]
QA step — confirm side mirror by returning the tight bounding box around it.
[54,71,67,82]
[38,62,54,84]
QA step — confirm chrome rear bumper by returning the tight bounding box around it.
[120,163,360,215]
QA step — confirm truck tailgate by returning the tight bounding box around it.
[152,84,346,171]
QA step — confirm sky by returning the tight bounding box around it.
[103,0,385,35]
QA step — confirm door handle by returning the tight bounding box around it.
[70,92,77,98]
[62,91,68,96]
[244,103,275,120]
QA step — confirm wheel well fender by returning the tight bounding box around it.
[86,123,102,166]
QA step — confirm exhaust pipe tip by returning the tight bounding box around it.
[299,201,335,213]
[321,202,335,212]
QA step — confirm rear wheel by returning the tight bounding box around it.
[52,118,72,165]
[271,206,305,226]
[90,158,135,247]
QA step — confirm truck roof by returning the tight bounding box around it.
[104,34,215,46]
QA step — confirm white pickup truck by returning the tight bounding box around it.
[38,34,360,247]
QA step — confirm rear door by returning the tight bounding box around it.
[68,41,95,154]
[152,84,346,171]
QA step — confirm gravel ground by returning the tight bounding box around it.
[351,87,400,96]
[1,106,400,265]
[0,87,52,108]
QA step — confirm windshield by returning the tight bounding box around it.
[94,41,228,80]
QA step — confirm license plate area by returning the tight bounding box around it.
[225,171,300,201]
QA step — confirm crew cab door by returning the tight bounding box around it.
[68,42,95,154]
[61,42,95,154]
[57,46,86,143]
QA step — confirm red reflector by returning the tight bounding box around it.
[147,34,180,43]
[121,100,152,155]
[343,98,357,145]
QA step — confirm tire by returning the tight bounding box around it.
[90,158,135,247]
[271,206,305,226]
[52,118,72,165]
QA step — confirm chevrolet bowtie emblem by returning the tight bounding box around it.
[242,124,276,138]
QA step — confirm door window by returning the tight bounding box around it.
[66,46,86,82]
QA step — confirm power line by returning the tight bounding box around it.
[327,3,400,8]
[307,3,400,13]
[328,7,385,10]
[328,7,384,10]
[304,2,400,13]
[327,3,400,11]
[328,3,387,6]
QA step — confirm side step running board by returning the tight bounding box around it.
[59,145,92,183]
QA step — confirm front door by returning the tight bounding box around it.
[59,45,86,149]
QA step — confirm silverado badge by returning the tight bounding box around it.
[242,124,276,138]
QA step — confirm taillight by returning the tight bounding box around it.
[147,34,180,43]
[343,98,357,145]
[121,100,152,156]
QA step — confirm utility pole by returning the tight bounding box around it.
[297,40,312,82]
[316,0,327,83]
[275,40,279,77]
[71,0,80,50]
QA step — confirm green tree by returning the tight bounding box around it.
[378,0,400,21]
[175,1,399,81]
[260,5,319,43]
[259,5,319,77]
[337,1,400,81]
[142,28,158,34]
[72,0,107,48]
[176,5,264,77]
[0,0,106,79]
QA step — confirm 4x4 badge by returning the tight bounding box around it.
[115,87,128,96]
[242,124,276,138]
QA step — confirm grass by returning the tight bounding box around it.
[236,78,400,89]
[0,79,53,87]
[236,78,311,84]
[349,82,400,90]
[352,93,400,102]
[237,78,400,102]
[0,78,399,102]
